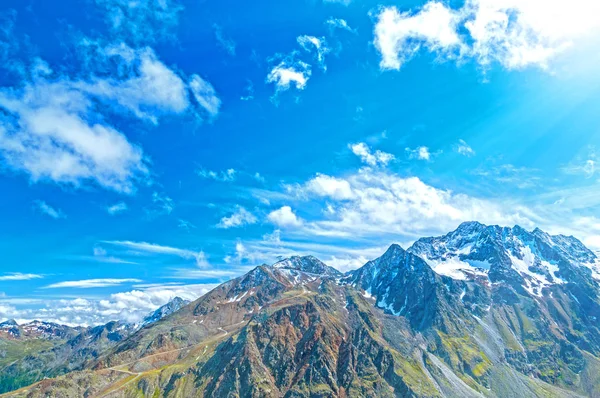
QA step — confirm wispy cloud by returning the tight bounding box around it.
[104,240,209,267]
[44,278,142,289]
[196,167,236,182]
[455,139,475,157]
[297,35,330,71]
[94,0,184,44]
[0,273,43,281]
[107,201,128,215]
[213,24,236,56]
[34,201,65,219]
[145,192,174,217]
[178,219,196,231]
[325,18,356,34]
[562,150,597,178]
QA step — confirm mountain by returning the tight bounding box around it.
[3,225,600,397]
[0,298,190,394]
[0,320,83,340]
[139,296,191,328]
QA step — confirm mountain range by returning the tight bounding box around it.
[2,222,600,397]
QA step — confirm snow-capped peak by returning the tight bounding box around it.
[408,222,599,295]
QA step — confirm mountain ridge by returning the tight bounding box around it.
[3,222,600,397]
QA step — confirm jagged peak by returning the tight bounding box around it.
[456,220,486,231]
[384,243,405,254]
[0,319,18,327]
[272,255,340,276]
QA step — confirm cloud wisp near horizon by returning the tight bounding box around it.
[1,0,600,325]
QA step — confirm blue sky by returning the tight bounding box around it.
[1,0,600,325]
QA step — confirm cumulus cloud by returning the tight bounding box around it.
[275,168,535,240]
[350,142,394,166]
[267,206,303,227]
[0,79,149,193]
[266,61,311,91]
[302,173,354,200]
[34,201,65,219]
[374,2,463,70]
[0,283,216,326]
[77,45,191,123]
[373,0,600,71]
[0,42,221,193]
[406,146,432,161]
[217,206,258,229]
[297,35,330,70]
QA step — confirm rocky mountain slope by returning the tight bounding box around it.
[3,224,600,397]
[0,297,188,394]
[138,296,190,328]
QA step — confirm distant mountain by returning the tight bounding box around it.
[0,298,191,394]
[139,296,191,328]
[3,225,600,397]
[0,320,83,340]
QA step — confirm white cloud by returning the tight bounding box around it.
[297,35,330,70]
[197,167,236,182]
[323,0,351,5]
[373,0,600,71]
[266,61,311,91]
[563,159,596,178]
[276,168,535,240]
[107,201,128,215]
[0,273,43,281]
[45,278,142,289]
[406,146,432,161]
[374,2,463,70]
[148,191,174,215]
[78,45,190,123]
[0,283,216,326]
[350,142,394,166]
[92,246,137,264]
[189,74,221,119]
[94,0,183,44]
[267,206,303,227]
[0,42,221,193]
[455,139,475,156]
[104,240,208,267]
[34,201,65,219]
[217,206,258,229]
[214,24,236,56]
[303,173,354,200]
[326,18,355,34]
[178,219,196,230]
[0,79,149,193]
